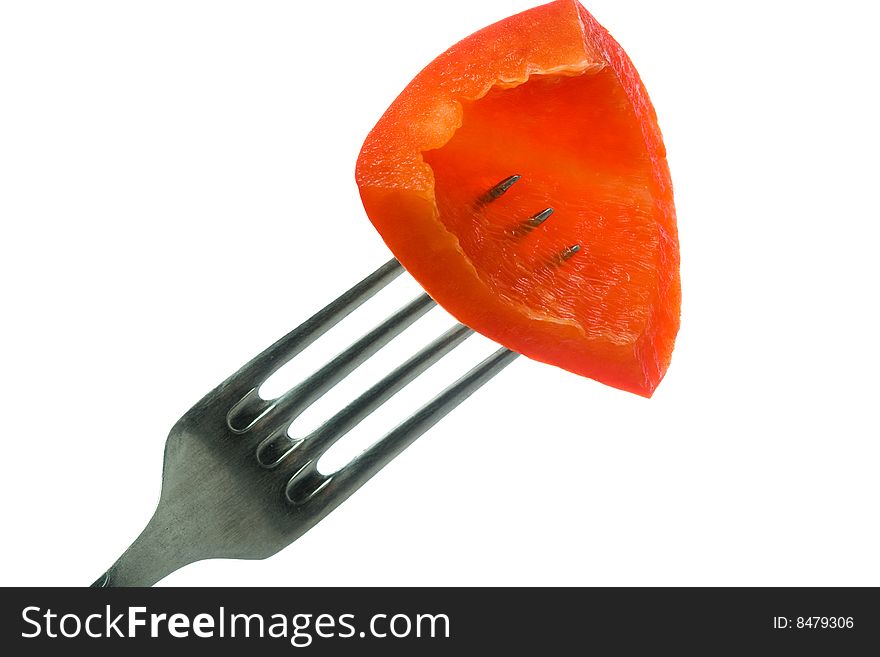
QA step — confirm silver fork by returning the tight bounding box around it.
[92,175,579,586]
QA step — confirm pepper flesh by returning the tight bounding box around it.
[356,0,680,397]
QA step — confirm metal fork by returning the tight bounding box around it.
[92,175,579,586]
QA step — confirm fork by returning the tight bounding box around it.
[92,175,579,586]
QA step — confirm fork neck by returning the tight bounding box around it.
[91,510,198,587]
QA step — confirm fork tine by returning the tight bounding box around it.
[258,323,474,467]
[286,346,519,506]
[226,258,404,396]
[229,293,436,434]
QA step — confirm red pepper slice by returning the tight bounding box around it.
[356,0,680,397]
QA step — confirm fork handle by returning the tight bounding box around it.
[91,512,196,587]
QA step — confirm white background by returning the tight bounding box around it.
[1,0,878,587]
